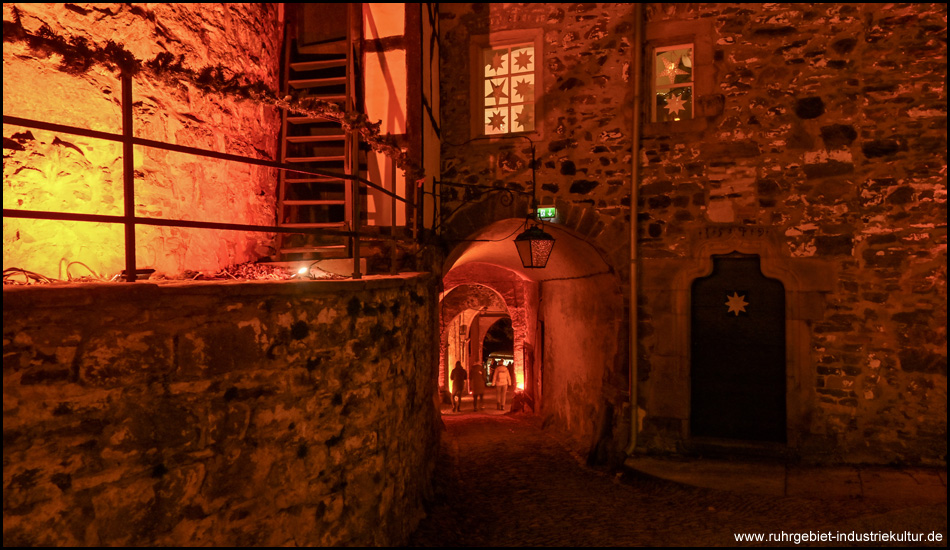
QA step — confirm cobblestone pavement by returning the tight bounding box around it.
[407,410,947,547]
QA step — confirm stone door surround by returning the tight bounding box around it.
[640,224,834,449]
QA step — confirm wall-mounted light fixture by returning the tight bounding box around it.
[441,135,557,269]
[514,221,555,268]
[509,136,556,269]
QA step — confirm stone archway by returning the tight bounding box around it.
[441,264,536,405]
[482,316,514,361]
[441,218,625,457]
[438,282,509,397]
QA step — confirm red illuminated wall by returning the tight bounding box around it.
[3,4,282,280]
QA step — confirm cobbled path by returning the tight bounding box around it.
[407,412,947,547]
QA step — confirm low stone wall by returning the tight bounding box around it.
[2,274,439,546]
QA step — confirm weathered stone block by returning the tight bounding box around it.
[862,139,906,158]
[814,235,853,256]
[795,96,825,119]
[3,276,437,546]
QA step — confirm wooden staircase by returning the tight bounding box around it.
[277,27,364,262]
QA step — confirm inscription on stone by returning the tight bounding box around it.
[697,225,770,239]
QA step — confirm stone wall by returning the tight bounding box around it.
[2,275,439,546]
[635,3,946,464]
[437,3,946,464]
[439,3,635,275]
[3,3,282,279]
[439,3,637,463]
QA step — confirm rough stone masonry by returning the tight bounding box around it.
[3,276,440,546]
[437,3,946,464]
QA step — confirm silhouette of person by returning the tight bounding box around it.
[470,362,487,411]
[492,360,511,410]
[450,361,467,412]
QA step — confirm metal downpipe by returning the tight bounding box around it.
[625,3,643,457]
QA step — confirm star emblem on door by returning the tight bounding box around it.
[725,292,749,316]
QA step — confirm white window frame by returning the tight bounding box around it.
[470,29,543,139]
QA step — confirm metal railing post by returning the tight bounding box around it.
[122,73,137,282]
[348,13,362,280]
[391,159,398,274]
[3,24,416,284]
[351,168,361,279]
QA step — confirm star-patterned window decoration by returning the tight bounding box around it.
[725,291,749,316]
[653,44,693,122]
[483,43,536,135]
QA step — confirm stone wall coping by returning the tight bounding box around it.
[3,272,433,309]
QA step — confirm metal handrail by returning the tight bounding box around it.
[1,116,408,203]
[3,73,414,282]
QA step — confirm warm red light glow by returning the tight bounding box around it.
[363,3,409,228]
[3,3,281,281]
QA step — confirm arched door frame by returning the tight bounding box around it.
[641,227,834,450]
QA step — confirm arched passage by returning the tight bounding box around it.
[440,218,625,455]
[482,317,514,365]
[438,282,511,399]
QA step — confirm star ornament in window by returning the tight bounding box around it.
[488,50,506,72]
[725,292,749,316]
[487,111,506,131]
[514,78,534,100]
[665,93,687,116]
[513,49,533,70]
[515,107,532,130]
[660,54,688,84]
[486,79,509,104]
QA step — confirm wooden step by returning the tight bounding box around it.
[280,245,347,254]
[287,116,340,124]
[297,95,348,105]
[286,135,345,144]
[284,177,346,184]
[282,199,346,206]
[297,41,347,57]
[289,76,347,89]
[285,155,346,163]
[291,59,347,72]
[280,222,347,229]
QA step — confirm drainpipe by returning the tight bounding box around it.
[626,3,643,457]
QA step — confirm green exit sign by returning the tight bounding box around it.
[537,207,557,219]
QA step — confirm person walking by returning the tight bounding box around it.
[470,362,487,411]
[450,361,467,412]
[492,361,511,410]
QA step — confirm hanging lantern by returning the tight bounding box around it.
[514,222,555,268]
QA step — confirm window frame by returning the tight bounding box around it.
[470,29,544,140]
[652,43,695,123]
[643,18,716,136]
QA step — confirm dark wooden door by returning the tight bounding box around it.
[690,254,786,442]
